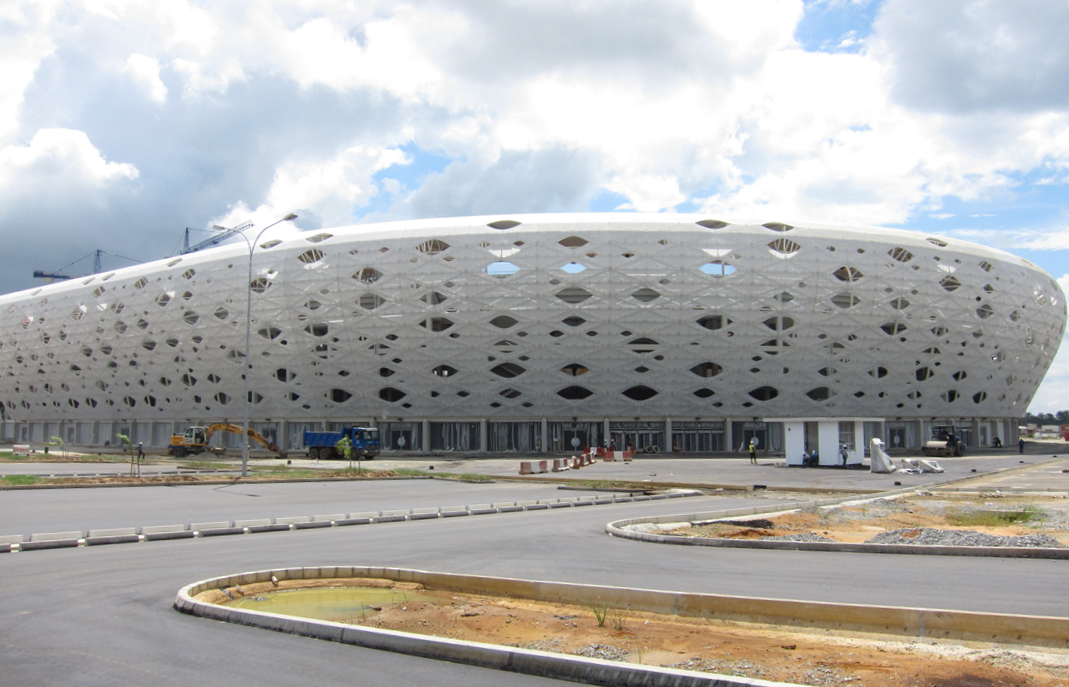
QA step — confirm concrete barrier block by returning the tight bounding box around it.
[380,510,409,518]
[347,511,378,520]
[523,504,548,511]
[189,521,232,532]
[144,529,195,541]
[409,512,440,521]
[247,523,292,533]
[313,514,345,522]
[373,514,407,523]
[334,517,372,526]
[234,519,273,528]
[293,521,333,530]
[140,524,187,535]
[0,534,25,545]
[197,527,247,537]
[548,501,573,509]
[274,516,311,525]
[30,530,84,542]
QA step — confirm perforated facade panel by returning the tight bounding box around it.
[0,214,1063,448]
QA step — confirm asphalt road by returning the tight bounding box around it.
[3,457,1069,686]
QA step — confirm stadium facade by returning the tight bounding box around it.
[1,214,1064,460]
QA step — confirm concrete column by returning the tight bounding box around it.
[914,419,924,450]
[970,417,980,447]
[280,421,290,454]
[541,418,548,453]
[422,419,431,453]
[603,418,611,448]
[724,418,734,453]
[664,417,672,452]
[479,419,488,453]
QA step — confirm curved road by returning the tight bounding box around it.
[2,457,1068,686]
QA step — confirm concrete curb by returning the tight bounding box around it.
[606,458,1069,560]
[0,490,702,555]
[174,566,1069,687]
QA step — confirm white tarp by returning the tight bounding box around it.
[870,437,897,474]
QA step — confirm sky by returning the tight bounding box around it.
[1,0,1067,413]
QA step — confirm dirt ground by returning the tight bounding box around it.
[674,493,1069,547]
[202,577,1069,687]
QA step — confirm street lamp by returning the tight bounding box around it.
[240,213,297,477]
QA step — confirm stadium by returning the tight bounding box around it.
[0,214,1063,461]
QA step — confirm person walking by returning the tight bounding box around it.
[840,443,849,466]
[1019,437,1025,454]
[748,440,757,464]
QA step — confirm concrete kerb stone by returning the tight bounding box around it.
[605,483,1069,560]
[175,565,1069,687]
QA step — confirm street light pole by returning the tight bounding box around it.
[240,213,297,477]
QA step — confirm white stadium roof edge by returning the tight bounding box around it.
[1,213,1064,454]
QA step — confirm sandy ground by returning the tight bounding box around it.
[673,493,1069,547]
[202,577,1069,687]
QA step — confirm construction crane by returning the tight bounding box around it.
[181,221,254,254]
[34,249,134,283]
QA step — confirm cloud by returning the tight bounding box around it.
[0,128,138,193]
[124,53,167,103]
[872,0,1069,113]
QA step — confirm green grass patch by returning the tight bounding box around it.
[570,479,641,491]
[392,468,433,477]
[1,475,43,486]
[0,451,29,461]
[947,506,1041,527]
[442,472,495,482]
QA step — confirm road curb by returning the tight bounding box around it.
[174,565,1069,687]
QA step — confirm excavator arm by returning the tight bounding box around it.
[204,423,280,454]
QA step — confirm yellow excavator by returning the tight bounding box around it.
[167,423,280,458]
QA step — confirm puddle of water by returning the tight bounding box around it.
[229,587,440,623]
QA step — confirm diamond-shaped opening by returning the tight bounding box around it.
[354,267,383,284]
[952,370,968,381]
[979,260,994,272]
[762,316,795,331]
[490,315,518,328]
[831,292,860,309]
[155,293,171,307]
[942,390,960,403]
[141,340,156,351]
[113,321,128,334]
[488,219,520,230]
[214,307,229,320]
[304,323,328,337]
[181,374,197,387]
[560,363,589,376]
[628,337,658,353]
[491,362,526,378]
[416,239,450,255]
[182,311,200,325]
[378,367,395,378]
[693,388,715,398]
[500,388,522,398]
[888,247,914,263]
[634,366,649,373]
[696,315,727,330]
[976,304,994,319]
[622,385,658,401]
[258,326,282,340]
[379,387,406,402]
[297,248,325,264]
[696,219,728,229]
[558,236,588,248]
[833,266,863,282]
[249,277,272,294]
[973,391,987,404]
[549,330,564,338]
[421,291,446,305]
[806,387,832,401]
[916,366,934,381]
[557,385,593,400]
[359,293,385,310]
[562,315,586,327]
[890,297,910,310]
[762,222,794,232]
[632,288,660,303]
[456,390,470,398]
[818,367,836,377]
[748,386,779,401]
[329,388,352,403]
[700,261,735,276]
[304,300,322,311]
[275,368,296,382]
[927,237,948,247]
[421,317,454,332]
[561,262,587,274]
[768,238,801,255]
[556,287,592,304]
[432,364,458,377]
[487,261,519,277]
[880,322,907,336]
[940,275,962,292]
[690,362,723,378]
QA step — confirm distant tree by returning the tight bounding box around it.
[1025,411,1068,425]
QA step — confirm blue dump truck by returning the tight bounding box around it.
[303,426,381,460]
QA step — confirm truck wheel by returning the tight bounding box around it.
[309,447,320,460]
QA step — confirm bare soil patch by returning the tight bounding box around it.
[204,578,1069,687]
[674,494,1069,547]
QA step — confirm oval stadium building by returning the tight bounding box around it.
[0,214,1064,459]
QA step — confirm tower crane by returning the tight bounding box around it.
[181,221,254,254]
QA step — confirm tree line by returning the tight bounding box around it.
[1024,410,1069,425]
